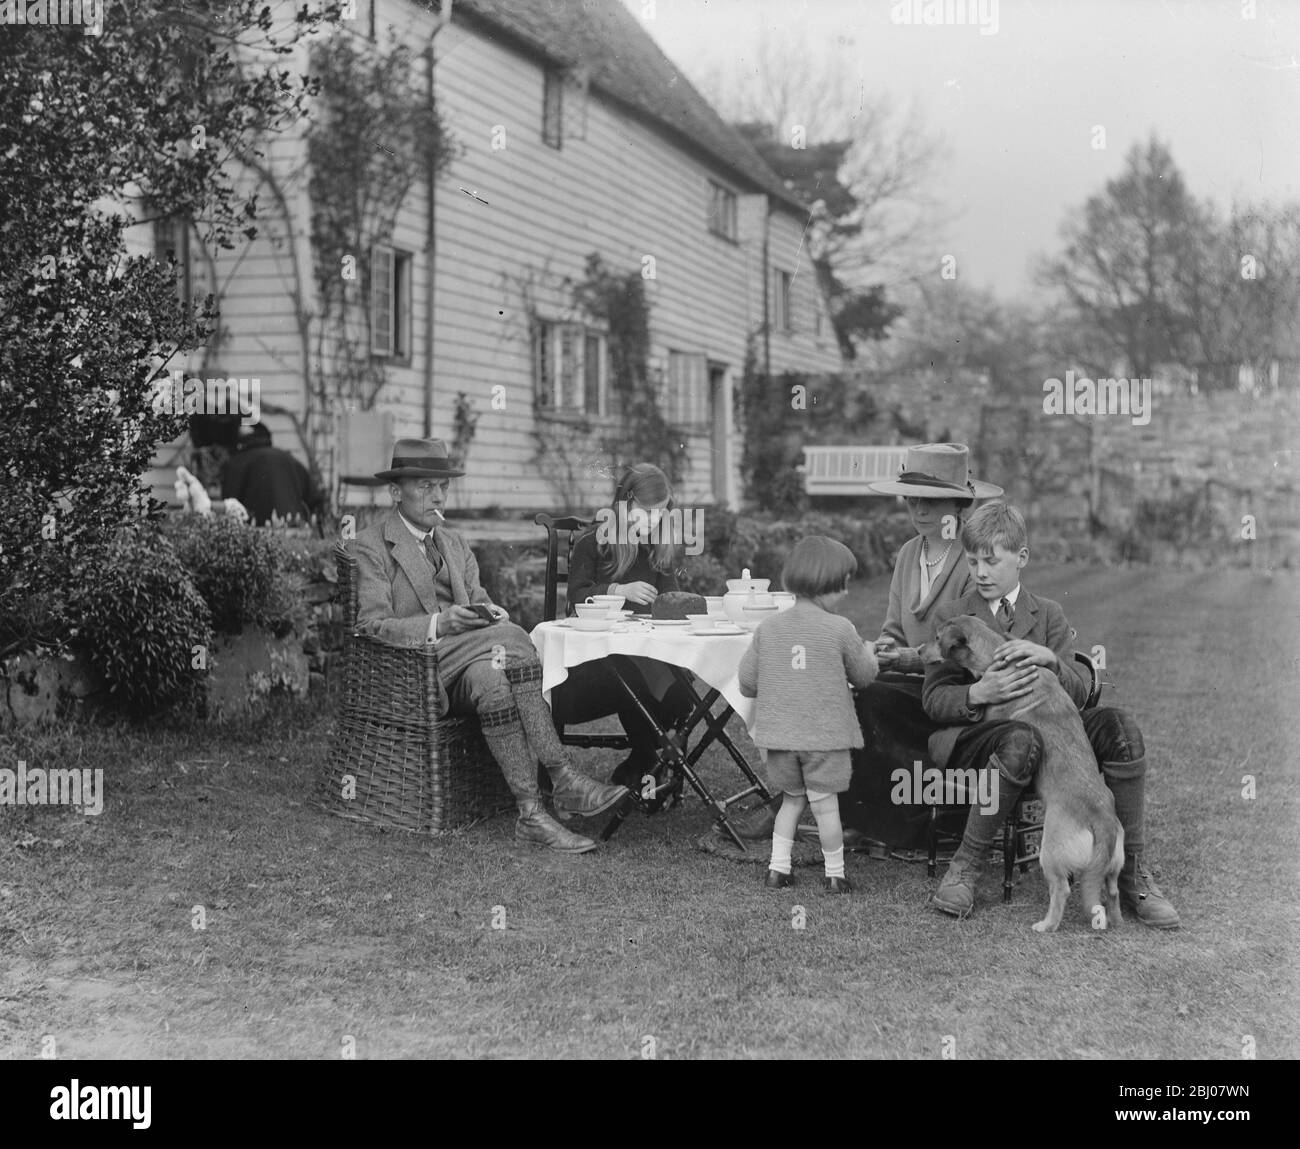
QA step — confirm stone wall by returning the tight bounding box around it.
[851,368,1300,564]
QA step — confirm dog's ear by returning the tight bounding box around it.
[935,621,965,661]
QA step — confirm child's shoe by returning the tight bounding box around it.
[764,869,795,889]
[823,876,853,894]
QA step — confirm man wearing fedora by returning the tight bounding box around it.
[352,439,629,853]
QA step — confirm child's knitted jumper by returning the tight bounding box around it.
[737,600,878,750]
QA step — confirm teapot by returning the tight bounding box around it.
[723,567,772,623]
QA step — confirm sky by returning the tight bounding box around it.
[635,0,1300,301]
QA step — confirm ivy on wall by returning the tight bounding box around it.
[528,253,686,506]
[305,32,457,414]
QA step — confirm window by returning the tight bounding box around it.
[534,321,609,413]
[564,67,589,142]
[769,268,793,333]
[708,181,738,241]
[543,67,587,148]
[152,213,193,309]
[371,245,412,361]
[664,351,709,427]
[543,69,563,148]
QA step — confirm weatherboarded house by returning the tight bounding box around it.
[139,0,842,513]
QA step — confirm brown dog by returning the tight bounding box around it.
[932,614,1124,932]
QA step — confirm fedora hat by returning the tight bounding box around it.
[867,443,1002,500]
[375,438,465,481]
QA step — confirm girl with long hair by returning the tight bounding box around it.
[553,463,695,793]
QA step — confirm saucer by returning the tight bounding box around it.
[562,618,613,632]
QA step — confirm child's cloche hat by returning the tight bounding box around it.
[867,442,1003,500]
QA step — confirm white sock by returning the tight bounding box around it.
[770,833,795,875]
[824,845,845,880]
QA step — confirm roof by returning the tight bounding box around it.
[452,0,809,216]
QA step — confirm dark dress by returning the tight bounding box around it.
[550,530,687,750]
[565,530,680,614]
[843,675,940,848]
[220,445,323,526]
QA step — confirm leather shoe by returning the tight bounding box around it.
[732,797,781,840]
[1118,855,1180,929]
[549,767,629,818]
[823,875,853,894]
[514,801,597,853]
[932,860,978,917]
[764,869,795,889]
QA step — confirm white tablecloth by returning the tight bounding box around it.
[530,621,756,729]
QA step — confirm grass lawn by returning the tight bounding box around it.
[2,563,1298,1060]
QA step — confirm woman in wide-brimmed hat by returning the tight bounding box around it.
[844,443,1003,848]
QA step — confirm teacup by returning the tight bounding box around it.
[574,603,609,620]
[586,594,625,616]
[704,596,726,616]
[686,613,720,633]
[572,616,612,631]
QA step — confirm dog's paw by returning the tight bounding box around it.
[1031,919,1058,933]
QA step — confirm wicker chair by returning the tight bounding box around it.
[319,543,514,833]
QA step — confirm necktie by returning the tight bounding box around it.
[996,597,1014,633]
[423,531,443,576]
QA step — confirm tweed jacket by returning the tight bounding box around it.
[877,534,972,653]
[353,509,495,647]
[922,586,1092,767]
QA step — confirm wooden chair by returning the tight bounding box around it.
[926,650,1104,901]
[319,544,514,833]
[533,512,632,754]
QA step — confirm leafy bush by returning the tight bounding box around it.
[474,539,547,632]
[0,3,325,663]
[709,508,910,587]
[162,514,307,638]
[677,553,729,596]
[74,525,212,717]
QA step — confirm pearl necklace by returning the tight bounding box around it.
[922,537,953,568]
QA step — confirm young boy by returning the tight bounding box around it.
[922,503,1179,927]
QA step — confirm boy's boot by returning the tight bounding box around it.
[933,758,1027,918]
[478,702,597,853]
[1104,755,1180,929]
[504,662,628,818]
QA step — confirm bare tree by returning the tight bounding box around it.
[691,31,950,294]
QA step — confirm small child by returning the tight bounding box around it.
[738,536,879,893]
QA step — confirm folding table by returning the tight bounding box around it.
[530,619,774,848]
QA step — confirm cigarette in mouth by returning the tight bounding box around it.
[433,508,446,520]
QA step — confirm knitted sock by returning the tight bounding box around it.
[823,846,846,880]
[504,661,568,775]
[477,702,540,804]
[769,832,795,876]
